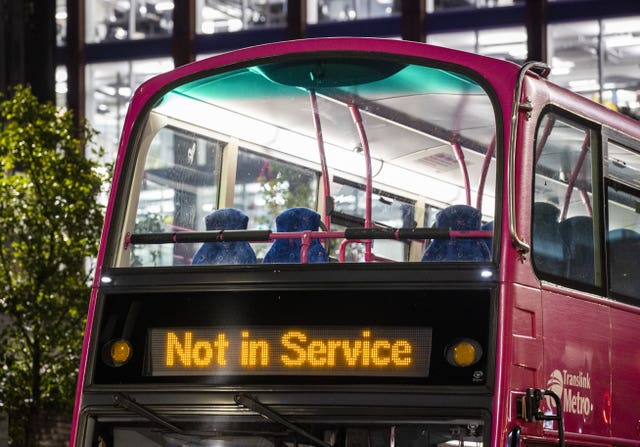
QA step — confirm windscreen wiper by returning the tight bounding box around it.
[235,394,332,447]
[113,393,184,434]
[113,393,287,438]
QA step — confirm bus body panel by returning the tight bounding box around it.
[519,65,640,446]
[540,286,611,437]
[610,304,640,442]
[71,37,640,447]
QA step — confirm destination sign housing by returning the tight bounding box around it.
[149,326,432,377]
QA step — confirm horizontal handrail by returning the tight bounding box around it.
[126,228,492,247]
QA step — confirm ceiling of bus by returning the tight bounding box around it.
[166,60,498,200]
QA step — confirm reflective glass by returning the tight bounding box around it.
[122,55,498,267]
[606,182,640,300]
[196,0,285,35]
[427,0,519,12]
[85,58,174,163]
[90,418,485,447]
[55,65,68,109]
[56,0,67,46]
[533,113,597,287]
[85,0,174,43]
[307,0,400,24]
[428,27,527,64]
[548,18,640,120]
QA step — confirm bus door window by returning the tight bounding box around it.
[532,112,598,287]
[604,139,640,301]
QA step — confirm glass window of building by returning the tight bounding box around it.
[427,27,527,64]
[307,0,400,24]
[426,0,519,13]
[85,58,174,162]
[427,31,477,53]
[548,21,600,97]
[548,18,640,120]
[56,0,67,46]
[86,0,174,43]
[196,0,285,35]
[55,66,68,109]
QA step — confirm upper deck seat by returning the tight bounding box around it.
[531,202,566,275]
[192,208,257,265]
[263,207,328,263]
[558,215,594,284]
[422,204,491,262]
[607,228,640,298]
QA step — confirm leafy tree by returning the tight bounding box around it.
[0,86,109,446]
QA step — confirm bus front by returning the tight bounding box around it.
[73,38,509,447]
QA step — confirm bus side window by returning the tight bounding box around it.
[532,112,596,287]
[605,139,640,301]
[607,225,640,300]
[531,202,566,275]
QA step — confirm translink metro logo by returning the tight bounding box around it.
[546,369,593,417]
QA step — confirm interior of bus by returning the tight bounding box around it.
[115,49,640,303]
[531,109,640,299]
[117,54,499,267]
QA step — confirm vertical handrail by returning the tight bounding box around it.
[534,115,556,164]
[309,89,332,231]
[451,140,471,206]
[508,61,550,256]
[348,103,374,262]
[560,133,590,221]
[476,134,495,211]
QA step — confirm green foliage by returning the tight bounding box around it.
[255,161,315,258]
[0,85,109,446]
[257,160,315,227]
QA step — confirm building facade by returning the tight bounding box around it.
[9,0,640,161]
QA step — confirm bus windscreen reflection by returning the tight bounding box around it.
[97,420,484,447]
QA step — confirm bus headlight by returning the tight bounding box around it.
[445,338,483,367]
[104,339,132,367]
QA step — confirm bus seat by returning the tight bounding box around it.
[192,208,257,265]
[607,229,640,298]
[263,207,328,263]
[422,205,491,262]
[558,215,594,284]
[531,202,566,275]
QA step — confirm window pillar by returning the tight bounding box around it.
[401,0,426,43]
[525,0,548,63]
[172,0,195,67]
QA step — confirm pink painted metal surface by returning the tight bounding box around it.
[69,36,640,447]
[71,37,522,447]
[309,89,332,231]
[347,103,374,261]
[476,134,495,211]
[451,140,471,206]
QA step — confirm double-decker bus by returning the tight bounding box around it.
[70,38,640,447]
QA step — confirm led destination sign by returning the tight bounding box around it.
[149,327,432,377]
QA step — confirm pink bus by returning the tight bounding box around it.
[70,38,640,447]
